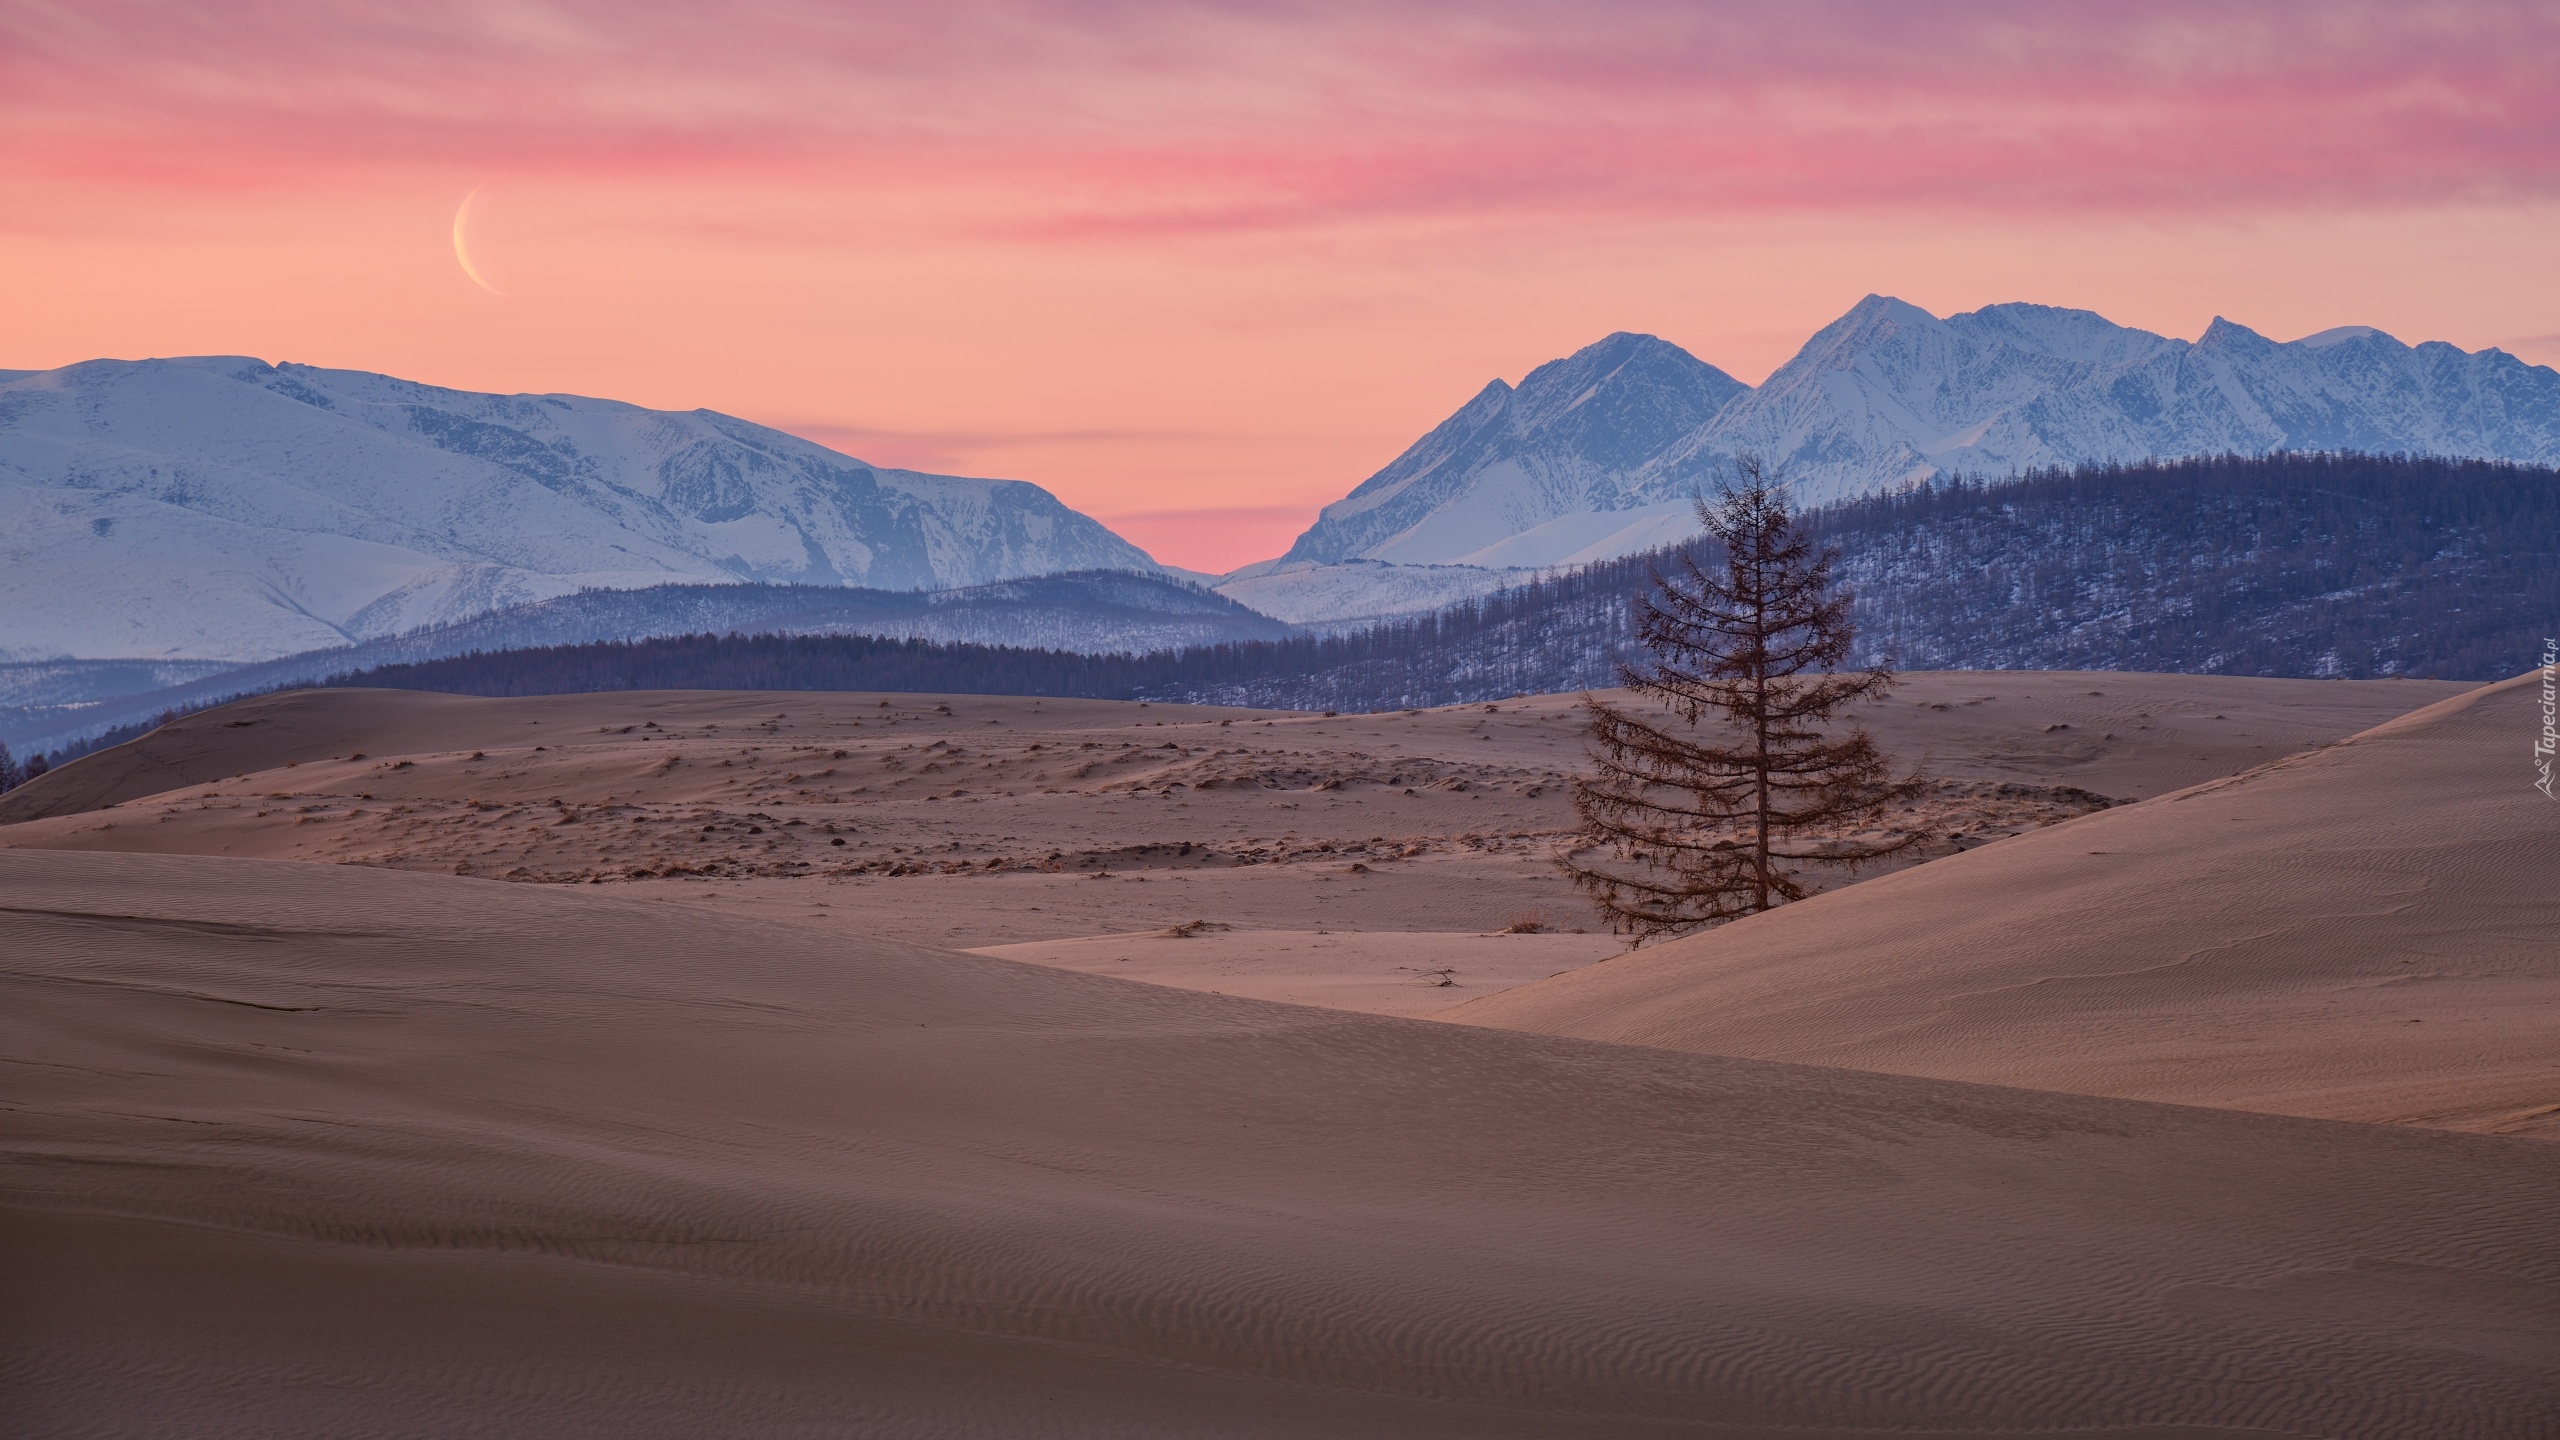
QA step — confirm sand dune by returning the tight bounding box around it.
[6,845,2557,1436]
[2,673,2461,957]
[1456,672,2560,1137]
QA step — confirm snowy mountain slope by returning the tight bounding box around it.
[1262,333,1745,570]
[1213,559,1540,627]
[0,357,1167,662]
[1225,299,2560,621]
[1641,296,2560,505]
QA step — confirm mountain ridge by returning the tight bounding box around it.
[1265,332,1747,570]
[0,356,1169,663]
[1227,298,2560,619]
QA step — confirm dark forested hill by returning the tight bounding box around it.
[1826,452,2554,678]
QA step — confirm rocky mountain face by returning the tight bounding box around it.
[0,357,1167,661]
[1230,299,2560,620]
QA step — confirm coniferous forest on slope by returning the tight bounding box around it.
[326,453,2556,706]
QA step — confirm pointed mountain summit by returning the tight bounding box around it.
[1261,333,1746,570]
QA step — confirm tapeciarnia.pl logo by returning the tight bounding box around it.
[2538,638,2557,801]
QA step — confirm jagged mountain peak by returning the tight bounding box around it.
[1843,292,1940,326]
[1229,296,2560,622]
[1510,332,1738,439]
[1784,295,1939,363]
[1265,333,1745,570]
[1516,330,1695,387]
[1642,300,2560,506]
[2196,315,2278,351]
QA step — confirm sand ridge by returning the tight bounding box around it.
[1454,671,2560,1138]
[5,845,2556,1436]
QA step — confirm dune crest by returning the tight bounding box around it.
[1454,671,2560,1137]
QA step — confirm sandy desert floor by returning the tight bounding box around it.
[6,846,2557,1437]
[5,669,2556,1435]
[0,671,2462,1005]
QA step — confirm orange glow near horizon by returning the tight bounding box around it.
[8,3,2560,572]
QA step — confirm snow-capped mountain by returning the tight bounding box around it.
[1227,298,2560,621]
[0,357,1169,662]
[1257,332,1746,571]
[1640,296,2560,505]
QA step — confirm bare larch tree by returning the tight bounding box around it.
[1559,455,1918,942]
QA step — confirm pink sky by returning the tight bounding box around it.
[7,1,2559,571]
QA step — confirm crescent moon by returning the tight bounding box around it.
[452,187,505,296]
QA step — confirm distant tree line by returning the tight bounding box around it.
[5,721,138,785]
[5,451,2550,785]
[0,742,40,794]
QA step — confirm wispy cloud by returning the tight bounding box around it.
[11,2,2553,572]
[13,1,2558,233]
